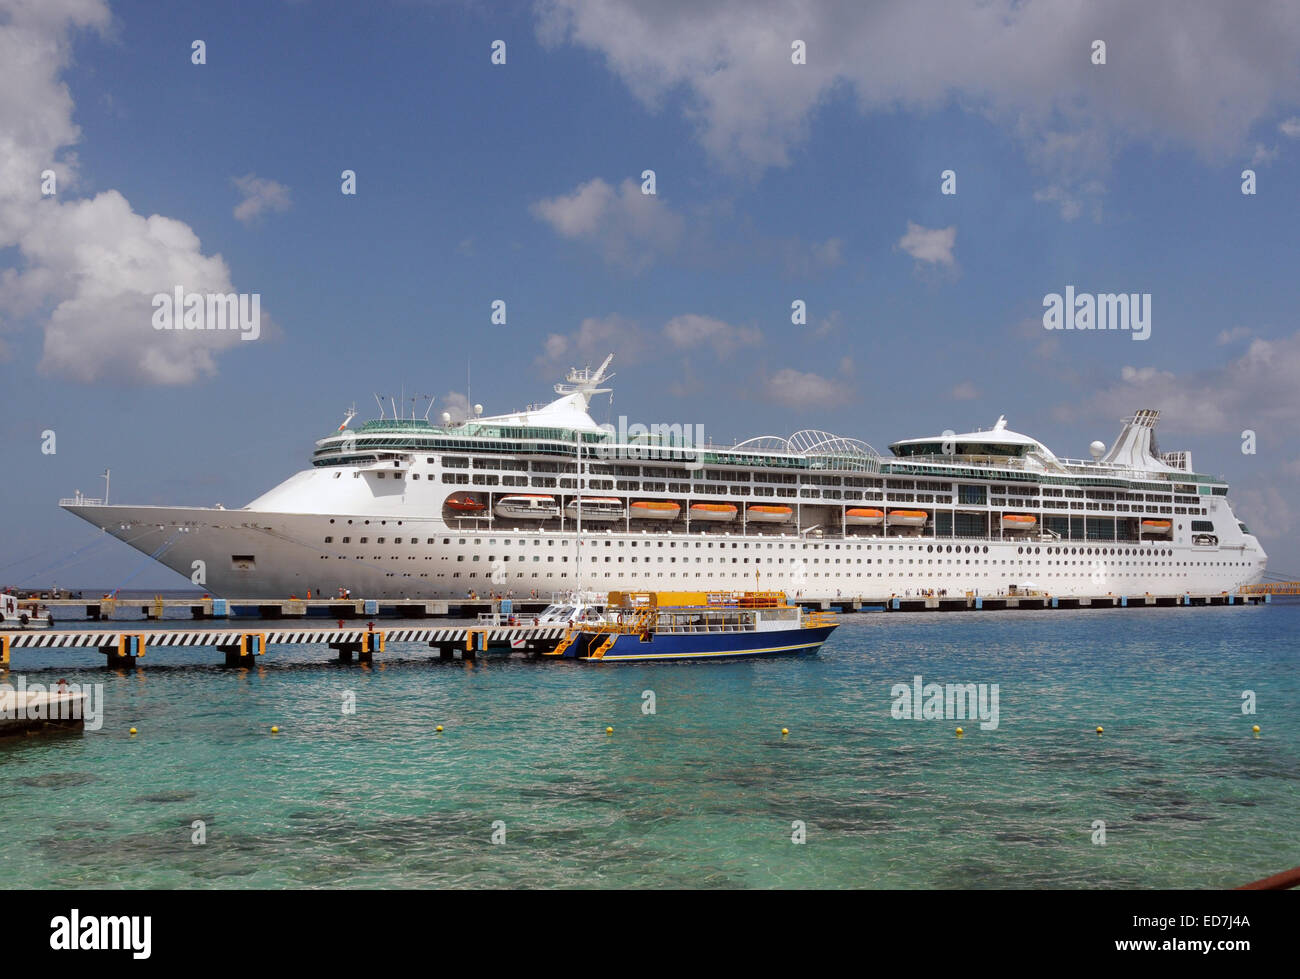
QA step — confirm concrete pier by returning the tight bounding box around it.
[0,689,87,737]
[801,591,1265,613]
[0,624,569,669]
[37,590,1269,622]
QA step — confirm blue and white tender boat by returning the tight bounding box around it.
[544,590,837,663]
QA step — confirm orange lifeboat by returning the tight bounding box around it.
[689,503,738,522]
[845,508,884,526]
[1001,514,1037,532]
[1141,519,1172,535]
[746,504,793,523]
[445,494,486,512]
[886,509,928,528]
[629,501,681,520]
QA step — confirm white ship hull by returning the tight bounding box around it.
[63,501,1268,601]
[59,361,1268,601]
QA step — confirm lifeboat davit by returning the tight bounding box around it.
[1141,519,1172,535]
[886,509,928,528]
[445,494,486,512]
[564,497,624,521]
[629,501,681,520]
[689,503,738,522]
[845,508,884,526]
[494,494,560,519]
[746,504,793,523]
[1001,514,1037,532]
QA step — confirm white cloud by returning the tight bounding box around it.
[439,390,471,422]
[1234,483,1296,541]
[535,313,647,371]
[1279,116,1300,138]
[537,1,1300,213]
[779,235,844,276]
[530,177,684,270]
[897,221,956,267]
[1250,143,1279,166]
[232,174,291,224]
[1216,326,1252,345]
[762,367,852,408]
[0,0,269,384]
[662,313,760,357]
[1064,333,1300,435]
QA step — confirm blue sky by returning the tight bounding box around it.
[3,0,1299,588]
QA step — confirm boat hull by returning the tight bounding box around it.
[562,624,837,662]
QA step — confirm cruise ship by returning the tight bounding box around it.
[61,356,1267,599]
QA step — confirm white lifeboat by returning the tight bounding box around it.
[689,503,738,522]
[886,509,928,528]
[494,495,560,519]
[746,504,793,523]
[564,497,624,521]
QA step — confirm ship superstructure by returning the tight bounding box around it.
[61,357,1267,599]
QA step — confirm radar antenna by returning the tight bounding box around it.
[555,353,615,399]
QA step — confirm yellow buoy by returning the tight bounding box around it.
[271,725,279,734]
[781,728,789,736]
[605,726,613,735]
[956,727,964,737]
[1252,725,1260,734]
[1096,726,1104,735]
[436,725,444,733]
[129,727,137,736]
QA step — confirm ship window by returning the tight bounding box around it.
[325,536,333,543]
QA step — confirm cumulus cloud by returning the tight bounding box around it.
[762,367,853,408]
[535,313,647,371]
[662,313,760,357]
[778,235,843,277]
[536,0,1300,213]
[1216,326,1253,345]
[1250,143,1279,166]
[530,177,684,270]
[897,222,956,267]
[232,174,291,224]
[0,0,269,384]
[439,390,471,422]
[1062,333,1300,435]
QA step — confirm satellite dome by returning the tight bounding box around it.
[1089,440,1106,459]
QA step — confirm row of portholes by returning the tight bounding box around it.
[329,518,403,526]
[926,544,989,553]
[1031,545,1172,557]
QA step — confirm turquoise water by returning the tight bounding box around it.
[2,604,1296,888]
